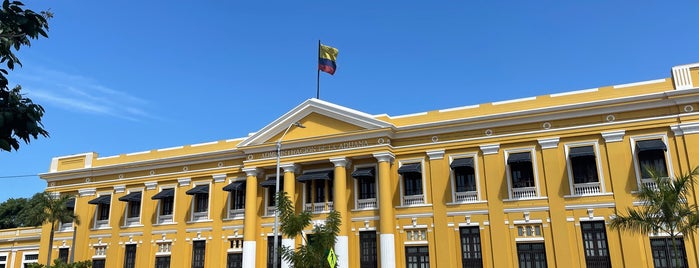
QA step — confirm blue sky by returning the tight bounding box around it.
[1,1,698,201]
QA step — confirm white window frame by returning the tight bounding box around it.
[123,188,144,227]
[264,174,280,217]
[398,159,427,206]
[300,168,334,214]
[22,251,38,267]
[630,134,674,191]
[564,141,606,196]
[225,177,246,220]
[58,195,77,232]
[448,153,481,203]
[352,164,379,210]
[0,252,8,268]
[504,148,541,200]
[189,182,211,222]
[92,192,112,230]
[156,185,176,225]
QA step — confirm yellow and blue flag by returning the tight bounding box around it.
[319,44,339,75]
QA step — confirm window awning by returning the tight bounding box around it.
[118,192,142,202]
[351,167,375,178]
[223,181,245,192]
[450,158,474,169]
[297,170,333,182]
[397,163,421,174]
[636,139,667,152]
[185,185,209,195]
[259,178,277,188]
[87,195,111,205]
[151,189,174,200]
[569,146,595,158]
[507,152,531,165]
[66,198,75,209]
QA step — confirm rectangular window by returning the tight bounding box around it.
[636,139,669,178]
[194,193,209,213]
[405,246,430,268]
[570,146,599,184]
[403,173,423,196]
[92,259,105,268]
[454,167,476,193]
[23,254,38,268]
[191,241,206,268]
[459,227,483,268]
[267,236,281,268]
[58,248,69,263]
[155,256,171,268]
[98,204,110,221]
[315,180,326,203]
[127,200,141,218]
[580,221,611,268]
[123,244,136,268]
[510,163,534,188]
[650,237,687,268]
[516,243,547,268]
[359,231,377,268]
[358,177,376,199]
[0,255,6,268]
[161,197,174,216]
[227,253,243,268]
[230,186,246,210]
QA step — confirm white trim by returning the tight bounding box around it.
[492,96,537,105]
[281,238,294,268]
[504,148,541,199]
[601,130,625,143]
[191,141,218,147]
[398,159,427,206]
[426,149,445,160]
[212,174,226,183]
[613,78,666,89]
[189,181,211,222]
[672,62,699,90]
[242,241,256,268]
[503,207,550,213]
[578,216,606,222]
[144,181,157,190]
[550,88,598,97]
[122,188,144,228]
[439,104,480,113]
[564,141,606,196]
[157,146,184,152]
[336,236,349,268]
[448,153,481,203]
[79,188,96,197]
[352,164,379,210]
[479,144,500,155]
[670,122,699,136]
[178,177,191,187]
[389,111,428,119]
[92,192,112,230]
[537,137,559,149]
[564,203,617,210]
[630,134,674,190]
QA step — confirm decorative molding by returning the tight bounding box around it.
[564,203,616,210]
[426,150,445,160]
[671,122,699,136]
[280,163,300,174]
[601,130,625,143]
[672,63,698,90]
[242,167,263,177]
[479,144,500,155]
[329,157,349,167]
[177,177,191,187]
[503,206,550,213]
[537,137,560,149]
[144,182,157,190]
[373,152,395,163]
[113,185,125,193]
[212,174,226,183]
[78,188,96,197]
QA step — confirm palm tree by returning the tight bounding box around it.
[610,166,699,267]
[276,192,340,268]
[30,192,80,267]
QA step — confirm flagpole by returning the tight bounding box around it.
[317,40,321,99]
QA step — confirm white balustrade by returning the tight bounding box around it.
[228,208,244,219]
[304,202,334,213]
[573,182,601,196]
[403,194,425,206]
[511,187,537,199]
[641,178,659,191]
[158,214,173,224]
[266,206,277,216]
[455,191,478,203]
[357,198,378,209]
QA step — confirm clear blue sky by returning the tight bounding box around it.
[1,1,698,201]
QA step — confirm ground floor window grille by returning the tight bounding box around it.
[405,246,430,268]
[516,243,547,268]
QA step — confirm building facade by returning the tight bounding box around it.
[36,63,699,267]
[0,227,42,268]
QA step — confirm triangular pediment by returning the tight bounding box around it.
[238,99,393,147]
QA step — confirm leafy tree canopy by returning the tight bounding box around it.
[0,0,51,152]
[0,192,46,228]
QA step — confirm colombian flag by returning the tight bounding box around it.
[319,44,339,75]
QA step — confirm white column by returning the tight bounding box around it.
[242,241,256,268]
[281,238,295,268]
[336,235,349,268]
[380,234,396,268]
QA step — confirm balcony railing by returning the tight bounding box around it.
[454,191,478,203]
[641,178,661,191]
[124,217,140,226]
[511,187,537,199]
[158,214,173,224]
[58,222,73,232]
[228,208,244,219]
[573,182,601,196]
[304,202,334,213]
[95,219,109,229]
[192,211,208,221]
[357,198,377,209]
[403,194,425,206]
[266,206,277,216]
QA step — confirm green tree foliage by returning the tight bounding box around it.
[610,166,699,266]
[27,260,92,268]
[0,192,45,228]
[276,192,340,268]
[28,192,79,267]
[0,0,51,152]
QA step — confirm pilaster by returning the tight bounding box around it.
[241,167,262,268]
[330,157,349,268]
[373,152,396,268]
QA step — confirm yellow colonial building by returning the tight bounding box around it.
[33,62,699,267]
